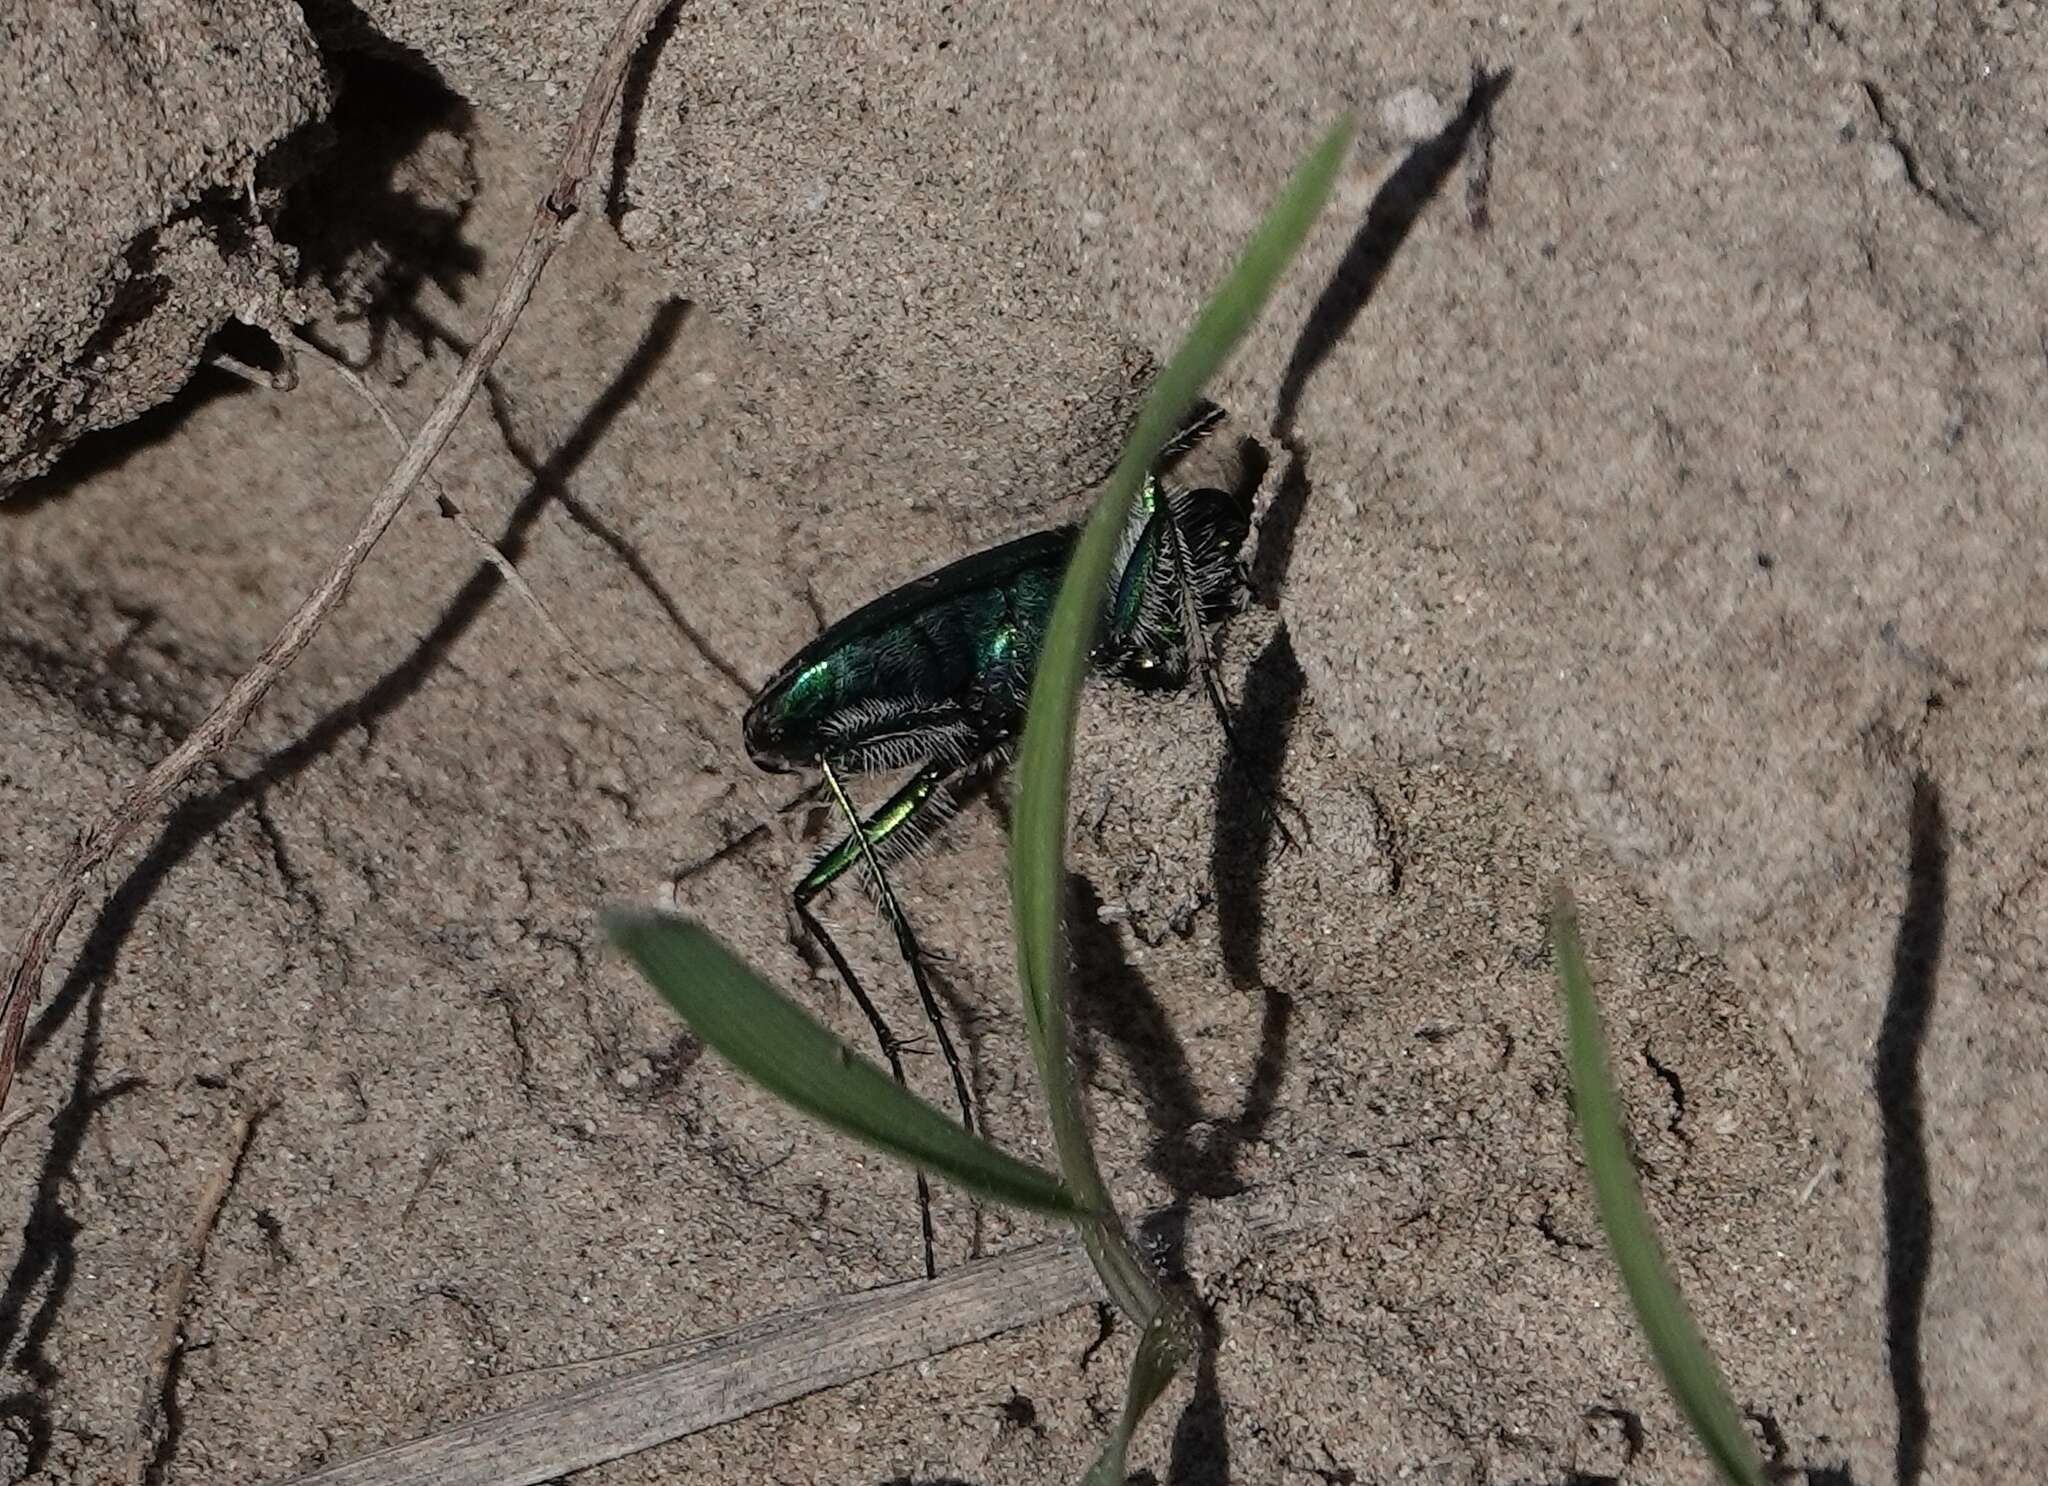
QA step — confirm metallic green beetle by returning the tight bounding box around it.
[743,403,1259,1275]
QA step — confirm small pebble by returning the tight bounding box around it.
[1868,142,1909,184]
[617,207,656,245]
[1380,86,1448,141]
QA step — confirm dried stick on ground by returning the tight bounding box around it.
[268,1154,1386,1486]
[0,0,673,1135]
[122,1104,264,1486]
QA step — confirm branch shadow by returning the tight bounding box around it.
[1875,772,1944,1486]
[1067,873,1291,1486]
[3,368,253,513]
[1,300,689,1401]
[393,298,756,705]
[0,974,144,1464]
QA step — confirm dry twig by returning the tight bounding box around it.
[0,0,673,1133]
[267,1153,1386,1486]
[122,1104,264,1485]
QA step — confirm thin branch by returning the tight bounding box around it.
[0,0,673,1132]
[123,1104,264,1485]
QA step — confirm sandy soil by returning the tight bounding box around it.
[4,7,2043,1485]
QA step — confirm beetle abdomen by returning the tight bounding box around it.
[742,532,1070,771]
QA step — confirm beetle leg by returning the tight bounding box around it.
[794,757,961,902]
[1154,398,1227,472]
[791,756,984,1279]
[790,895,938,1280]
[810,758,976,1133]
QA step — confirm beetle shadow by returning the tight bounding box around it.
[0,300,691,1415]
[1067,872,1291,1486]
[281,36,486,370]
[1876,771,1945,1486]
[1212,627,1308,996]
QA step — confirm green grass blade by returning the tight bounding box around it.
[1549,888,1767,1486]
[605,908,1086,1219]
[1006,117,1356,1323]
[1079,1300,1198,1486]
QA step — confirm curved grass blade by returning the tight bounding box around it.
[1008,117,1357,1325]
[605,907,1085,1219]
[1080,1299,1198,1486]
[1549,888,1767,1486]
